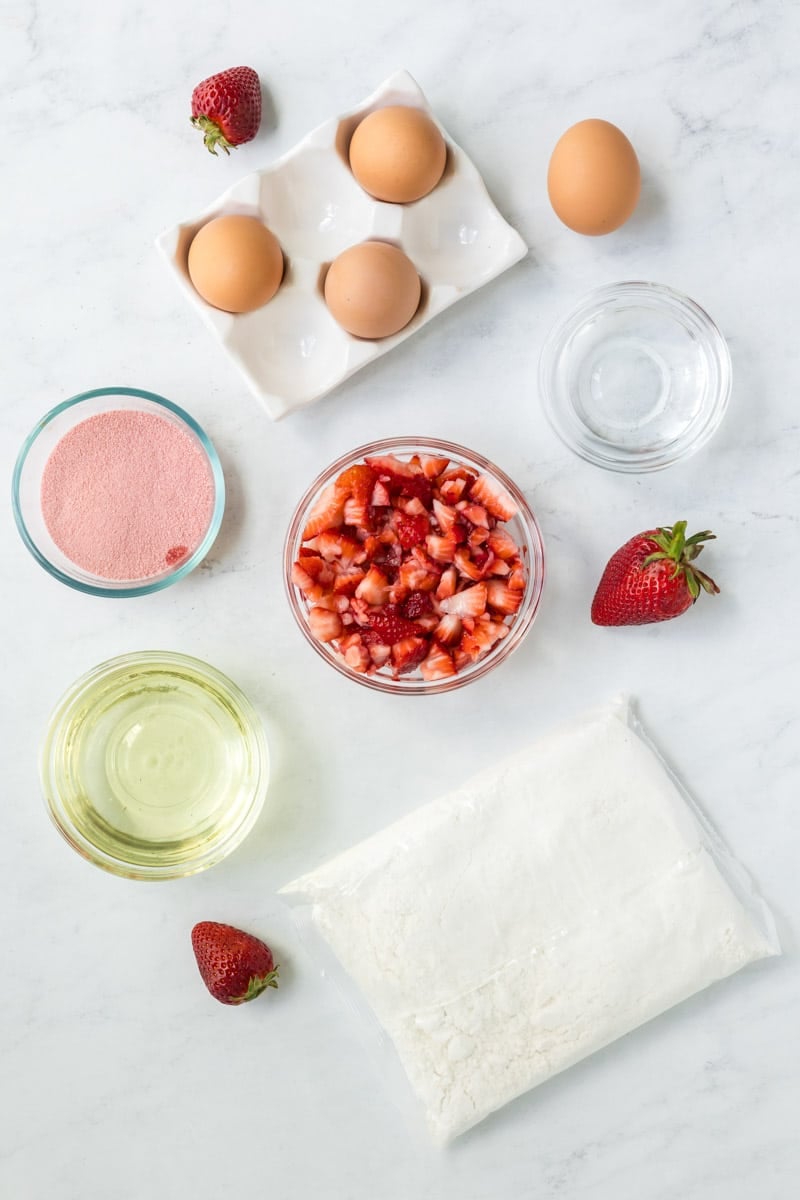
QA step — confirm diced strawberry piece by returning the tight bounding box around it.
[396,513,429,549]
[304,530,363,565]
[419,454,450,479]
[366,457,433,508]
[486,579,523,614]
[490,558,511,576]
[488,527,520,560]
[387,582,410,605]
[349,598,372,626]
[343,497,371,529]
[439,477,469,504]
[291,561,325,601]
[461,615,476,634]
[395,496,427,517]
[399,474,433,507]
[434,613,462,646]
[373,540,403,576]
[400,590,433,620]
[420,644,456,681]
[439,582,488,618]
[355,565,390,605]
[371,480,392,507]
[432,499,458,537]
[343,642,371,673]
[436,566,458,600]
[469,473,518,521]
[454,547,484,581]
[461,629,493,662]
[398,558,438,593]
[411,545,440,572]
[452,649,472,672]
[335,463,376,506]
[452,518,470,544]
[367,643,393,668]
[459,622,498,662]
[438,466,477,488]
[508,564,527,591]
[484,617,510,642]
[460,503,489,528]
[391,636,428,674]
[454,547,494,581]
[312,592,346,612]
[414,613,440,633]
[365,454,416,479]
[302,483,345,541]
[365,611,421,644]
[308,607,343,643]
[468,525,490,549]
[426,534,457,564]
[297,554,335,584]
[333,568,366,595]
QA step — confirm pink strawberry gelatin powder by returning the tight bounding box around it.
[40,410,216,581]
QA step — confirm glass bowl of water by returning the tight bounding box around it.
[539,282,731,473]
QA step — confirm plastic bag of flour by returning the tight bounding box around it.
[279,699,780,1143]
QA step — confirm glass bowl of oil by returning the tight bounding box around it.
[41,652,269,879]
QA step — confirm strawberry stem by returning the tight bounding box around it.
[235,967,279,1004]
[642,521,719,603]
[190,115,234,156]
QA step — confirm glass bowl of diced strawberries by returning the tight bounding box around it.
[284,438,545,694]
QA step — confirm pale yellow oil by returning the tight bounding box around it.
[51,658,264,871]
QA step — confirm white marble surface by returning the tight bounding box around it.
[2,1,798,1196]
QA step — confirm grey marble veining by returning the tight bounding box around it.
[1,1,798,1197]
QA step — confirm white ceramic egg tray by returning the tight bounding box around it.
[157,69,527,420]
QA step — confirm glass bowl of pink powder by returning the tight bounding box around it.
[12,387,225,597]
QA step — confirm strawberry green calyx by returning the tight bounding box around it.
[234,967,280,1005]
[643,521,720,602]
[190,115,234,156]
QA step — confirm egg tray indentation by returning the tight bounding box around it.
[156,69,527,420]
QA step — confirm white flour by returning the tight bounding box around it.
[281,700,778,1142]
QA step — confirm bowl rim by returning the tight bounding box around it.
[11,386,226,597]
[538,280,732,474]
[40,650,269,880]
[284,435,545,695]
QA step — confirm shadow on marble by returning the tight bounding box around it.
[627,167,668,233]
[225,686,328,873]
[197,442,247,573]
[260,78,278,136]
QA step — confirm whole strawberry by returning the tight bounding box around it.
[190,66,261,156]
[191,921,279,1005]
[591,521,719,626]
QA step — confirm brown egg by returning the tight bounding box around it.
[324,241,422,339]
[547,120,641,236]
[187,214,284,313]
[349,106,447,203]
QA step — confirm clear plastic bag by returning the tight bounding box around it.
[279,698,780,1143]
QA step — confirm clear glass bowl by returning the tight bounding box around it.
[539,282,732,473]
[284,437,545,695]
[41,652,269,880]
[12,386,225,597]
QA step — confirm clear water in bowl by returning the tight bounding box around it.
[572,310,706,445]
[540,282,732,472]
